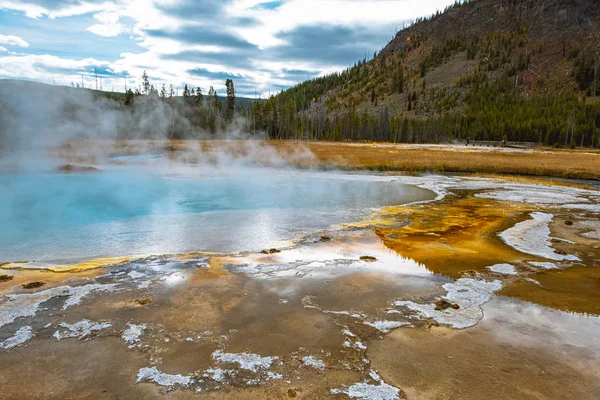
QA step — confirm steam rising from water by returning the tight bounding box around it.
[0,79,315,170]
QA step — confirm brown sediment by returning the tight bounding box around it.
[21,281,45,289]
[0,226,597,398]
[0,275,13,282]
[0,337,153,400]
[368,325,600,400]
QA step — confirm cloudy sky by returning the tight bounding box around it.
[0,0,457,96]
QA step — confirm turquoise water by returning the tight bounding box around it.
[0,167,433,262]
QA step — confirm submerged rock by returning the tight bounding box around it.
[21,282,45,290]
[135,298,152,306]
[57,164,99,173]
[261,249,281,254]
[434,299,460,311]
[360,256,377,263]
[0,275,14,283]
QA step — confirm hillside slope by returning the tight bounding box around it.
[254,0,600,146]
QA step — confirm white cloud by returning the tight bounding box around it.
[0,46,7,52]
[86,8,125,37]
[0,0,110,19]
[0,0,459,95]
[0,0,46,18]
[87,23,124,37]
[0,34,30,48]
[93,9,120,24]
[229,0,458,49]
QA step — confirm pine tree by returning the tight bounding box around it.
[397,69,405,93]
[125,89,134,106]
[208,86,215,110]
[142,70,150,95]
[169,84,175,98]
[160,84,166,98]
[208,86,221,114]
[225,79,236,121]
[213,89,222,114]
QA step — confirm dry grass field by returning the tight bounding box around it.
[58,139,600,181]
[296,142,600,180]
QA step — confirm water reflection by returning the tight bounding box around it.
[0,166,434,261]
[482,296,600,354]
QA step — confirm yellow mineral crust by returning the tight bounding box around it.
[0,257,131,273]
[353,194,532,278]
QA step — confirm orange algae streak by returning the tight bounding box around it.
[358,194,530,278]
[349,187,600,316]
[1,257,131,273]
[187,256,233,283]
[175,251,216,261]
[48,257,131,272]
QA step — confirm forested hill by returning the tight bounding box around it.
[253,0,600,147]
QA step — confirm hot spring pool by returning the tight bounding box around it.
[0,166,434,262]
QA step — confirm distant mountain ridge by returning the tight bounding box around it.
[320,0,600,116]
[254,0,600,145]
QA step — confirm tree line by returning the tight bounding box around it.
[114,71,238,138]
